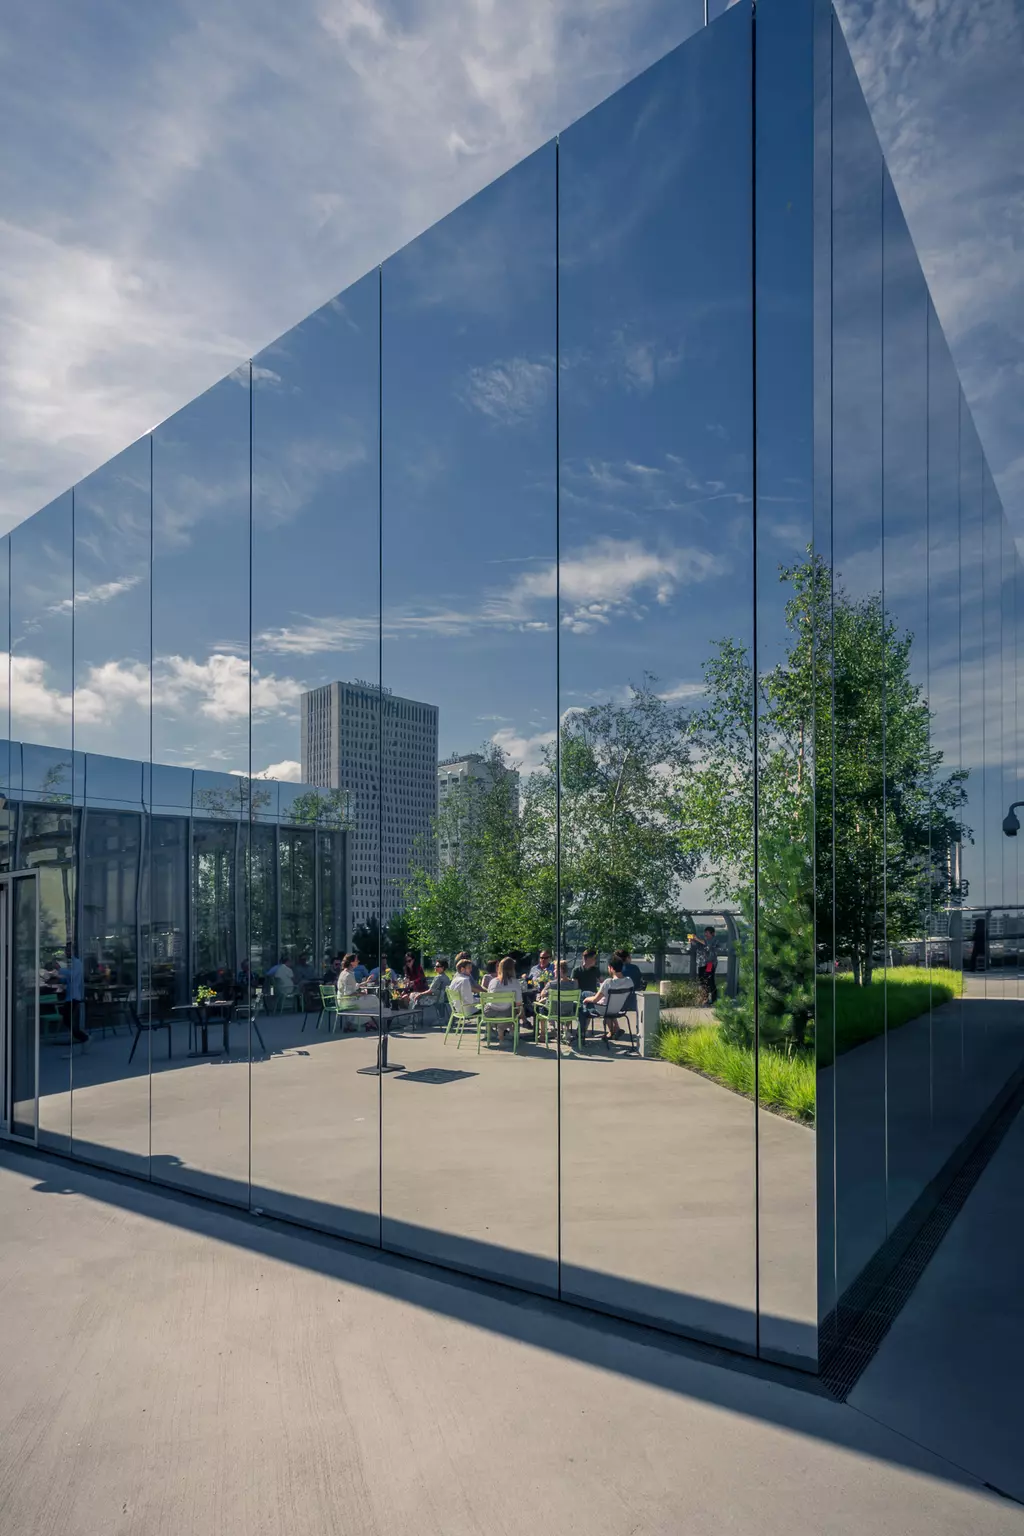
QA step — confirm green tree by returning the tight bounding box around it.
[351,915,381,969]
[384,909,414,972]
[673,554,968,992]
[554,681,693,955]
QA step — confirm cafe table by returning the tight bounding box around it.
[172,999,234,1057]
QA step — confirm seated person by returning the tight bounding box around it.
[403,951,426,994]
[335,953,365,1022]
[582,956,635,1042]
[572,948,601,997]
[614,948,645,993]
[483,956,523,1043]
[536,960,578,1040]
[449,957,479,1017]
[411,958,450,1018]
[528,949,554,986]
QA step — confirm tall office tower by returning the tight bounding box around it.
[301,681,439,934]
[437,753,520,868]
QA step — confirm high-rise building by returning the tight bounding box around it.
[302,681,439,932]
[436,753,520,868]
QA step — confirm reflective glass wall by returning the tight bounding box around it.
[1,0,1020,1376]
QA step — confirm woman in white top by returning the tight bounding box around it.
[484,956,523,1042]
[336,953,363,1019]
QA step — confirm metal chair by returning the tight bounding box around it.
[232,991,268,1053]
[481,989,520,1052]
[305,984,339,1033]
[444,986,482,1051]
[534,986,578,1046]
[583,981,637,1051]
[128,1004,172,1064]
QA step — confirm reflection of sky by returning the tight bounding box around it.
[0,0,1019,929]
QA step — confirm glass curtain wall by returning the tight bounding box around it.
[2,0,1022,1374]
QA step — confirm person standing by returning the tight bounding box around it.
[59,945,88,1044]
[695,926,720,1004]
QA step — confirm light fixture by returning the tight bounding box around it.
[1003,802,1024,837]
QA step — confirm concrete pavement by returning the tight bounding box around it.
[0,1142,1021,1536]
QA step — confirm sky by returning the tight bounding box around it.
[0,0,1018,910]
[0,0,1020,541]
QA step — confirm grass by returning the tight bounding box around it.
[655,1024,816,1124]
[654,966,963,1125]
[819,965,963,1065]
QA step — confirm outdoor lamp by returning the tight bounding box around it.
[1003,802,1024,837]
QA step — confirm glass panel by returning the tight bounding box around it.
[879,174,933,1230]
[828,17,886,1315]
[71,439,152,1173]
[926,306,969,1177]
[10,875,39,1139]
[149,373,251,1204]
[249,273,381,1242]
[11,493,74,1150]
[559,10,756,1347]
[0,535,9,820]
[753,0,822,1370]
[381,142,557,1290]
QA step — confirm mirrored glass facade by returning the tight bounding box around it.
[2,0,1020,1376]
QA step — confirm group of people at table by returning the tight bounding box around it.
[302,946,647,1045]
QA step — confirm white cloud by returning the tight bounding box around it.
[510,535,721,632]
[49,574,144,615]
[253,758,302,781]
[490,725,555,773]
[461,356,553,422]
[0,0,707,533]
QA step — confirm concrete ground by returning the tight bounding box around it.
[34,1011,818,1360]
[1,1138,1022,1535]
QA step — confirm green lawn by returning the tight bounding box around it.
[654,966,963,1125]
[818,966,963,1065]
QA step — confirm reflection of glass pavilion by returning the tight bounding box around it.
[1,740,351,1011]
[1,0,1021,1388]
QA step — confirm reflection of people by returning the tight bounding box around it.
[59,945,88,1043]
[403,952,425,993]
[411,958,449,1016]
[484,957,523,1043]
[583,956,631,1042]
[529,950,553,985]
[694,927,719,1004]
[969,918,986,972]
[267,957,295,1012]
[615,948,645,993]
[450,958,478,1015]
[572,948,601,996]
[336,954,363,1022]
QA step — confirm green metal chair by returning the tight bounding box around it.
[306,983,339,1034]
[534,986,578,1047]
[481,989,520,1052]
[444,986,483,1052]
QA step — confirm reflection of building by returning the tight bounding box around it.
[437,753,519,868]
[301,681,438,930]
[2,3,1022,1389]
[0,740,349,1011]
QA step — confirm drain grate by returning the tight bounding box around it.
[819,1069,1024,1401]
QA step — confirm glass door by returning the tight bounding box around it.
[0,872,40,1143]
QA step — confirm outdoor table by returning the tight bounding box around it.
[173,1000,234,1057]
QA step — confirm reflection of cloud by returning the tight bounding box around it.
[50,573,144,614]
[7,649,304,729]
[256,615,378,656]
[512,535,721,633]
[461,356,553,422]
[490,725,555,773]
[252,758,302,781]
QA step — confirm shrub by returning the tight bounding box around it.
[660,978,706,1009]
[656,1024,815,1124]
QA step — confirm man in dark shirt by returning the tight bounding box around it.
[695,926,720,1004]
[615,949,645,994]
[572,948,601,996]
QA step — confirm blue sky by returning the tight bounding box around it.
[0,0,1019,913]
[0,0,1019,540]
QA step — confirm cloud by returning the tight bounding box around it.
[0,0,707,533]
[461,356,553,422]
[510,535,721,632]
[253,758,302,781]
[49,574,144,615]
[490,725,555,773]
